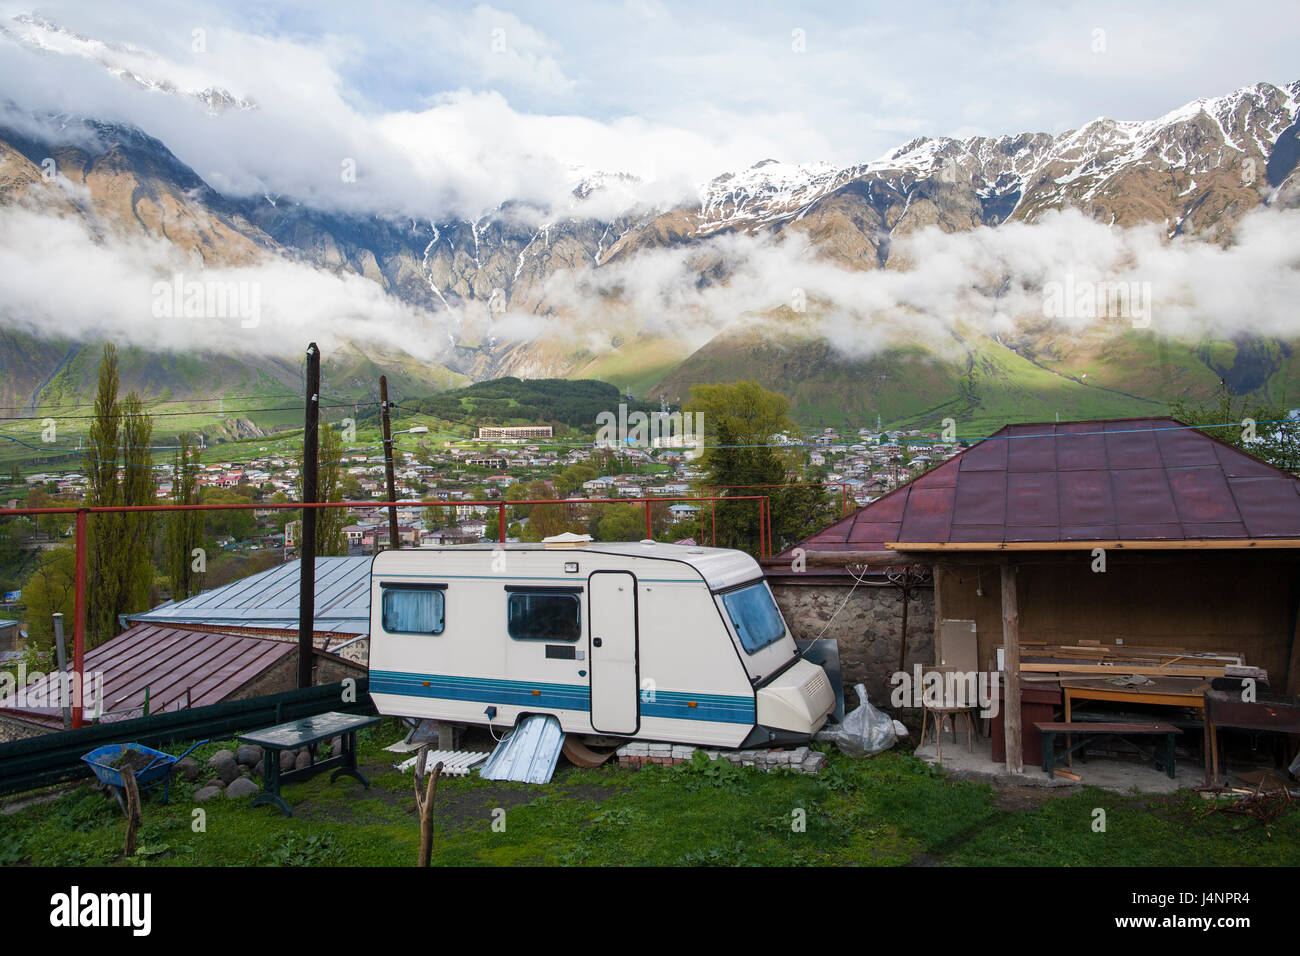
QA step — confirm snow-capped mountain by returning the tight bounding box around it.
[688,80,1300,240]
[1,72,1299,419]
[3,14,256,114]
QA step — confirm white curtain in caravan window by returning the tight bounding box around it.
[383,589,445,634]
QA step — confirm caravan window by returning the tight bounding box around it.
[382,586,445,635]
[721,581,786,654]
[507,591,581,642]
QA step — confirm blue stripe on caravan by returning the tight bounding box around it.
[642,690,755,724]
[371,670,591,711]
[371,671,757,725]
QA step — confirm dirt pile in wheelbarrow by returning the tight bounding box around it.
[109,750,157,774]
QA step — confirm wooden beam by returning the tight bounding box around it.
[1020,662,1227,678]
[1001,563,1023,774]
[931,563,947,672]
[887,539,1300,552]
[803,550,930,566]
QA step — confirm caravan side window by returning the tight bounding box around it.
[506,588,581,641]
[382,584,446,635]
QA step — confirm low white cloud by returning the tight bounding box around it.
[0,205,459,362]
[530,205,1300,357]
[1,170,1298,377]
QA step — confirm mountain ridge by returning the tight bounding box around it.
[2,75,1299,428]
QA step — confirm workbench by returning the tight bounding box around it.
[1202,688,1300,787]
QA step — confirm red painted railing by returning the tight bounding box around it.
[0,493,770,728]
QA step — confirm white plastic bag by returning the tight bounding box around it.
[820,683,899,757]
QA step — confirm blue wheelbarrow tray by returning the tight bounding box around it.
[81,741,206,813]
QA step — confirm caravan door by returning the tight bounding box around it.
[587,570,639,735]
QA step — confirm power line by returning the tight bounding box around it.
[0,401,380,423]
[0,393,307,413]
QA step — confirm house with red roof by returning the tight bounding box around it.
[764,417,1300,773]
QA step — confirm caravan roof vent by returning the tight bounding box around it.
[542,532,593,549]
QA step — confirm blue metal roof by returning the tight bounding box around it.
[128,556,371,635]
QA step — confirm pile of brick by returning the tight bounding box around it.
[615,742,827,774]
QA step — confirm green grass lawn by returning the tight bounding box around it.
[2,718,1296,867]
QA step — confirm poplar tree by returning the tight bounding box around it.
[165,433,204,599]
[84,345,156,646]
[297,421,347,556]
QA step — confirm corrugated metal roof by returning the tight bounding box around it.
[0,624,295,726]
[128,556,371,635]
[771,418,1300,557]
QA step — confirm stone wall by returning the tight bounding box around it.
[770,580,935,705]
[234,649,366,700]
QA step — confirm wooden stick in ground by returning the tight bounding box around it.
[413,744,445,868]
[121,767,141,858]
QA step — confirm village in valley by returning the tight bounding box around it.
[2,416,960,567]
[2,4,1299,930]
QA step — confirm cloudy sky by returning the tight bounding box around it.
[1,1,1297,364]
[2,0,1296,218]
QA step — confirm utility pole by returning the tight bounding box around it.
[380,375,400,551]
[298,342,320,689]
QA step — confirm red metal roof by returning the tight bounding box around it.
[0,624,295,728]
[773,418,1300,557]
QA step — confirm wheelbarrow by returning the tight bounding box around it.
[81,741,208,815]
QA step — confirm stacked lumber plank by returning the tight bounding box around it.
[1010,642,1252,682]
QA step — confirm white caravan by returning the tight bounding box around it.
[367,538,835,748]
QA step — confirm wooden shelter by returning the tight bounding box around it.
[779,418,1300,772]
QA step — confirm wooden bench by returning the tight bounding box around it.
[1035,721,1182,779]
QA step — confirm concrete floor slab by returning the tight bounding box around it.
[913,734,1206,794]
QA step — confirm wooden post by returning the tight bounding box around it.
[72,508,87,728]
[413,745,444,868]
[1001,563,1023,774]
[298,343,320,690]
[928,563,946,671]
[122,767,141,858]
[898,576,911,673]
[379,375,400,552]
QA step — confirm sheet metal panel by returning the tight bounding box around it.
[846,520,904,545]
[1167,465,1236,524]
[1059,524,1119,540]
[896,486,956,542]
[802,511,857,546]
[1110,468,1179,525]
[479,714,565,784]
[1007,425,1058,474]
[948,524,1010,542]
[1231,477,1300,537]
[1058,470,1113,527]
[1103,420,1165,469]
[1156,424,1219,467]
[1215,443,1280,478]
[959,437,1008,472]
[1054,422,1110,471]
[862,486,910,522]
[951,469,1007,527]
[1006,472,1059,527]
